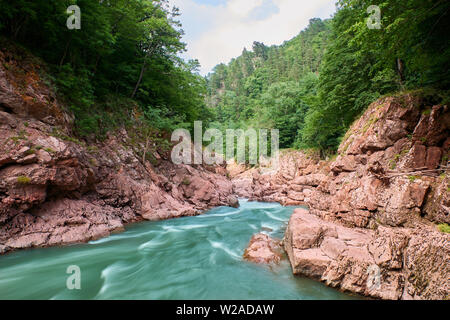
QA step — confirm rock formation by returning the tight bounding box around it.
[236,94,449,299]
[0,45,238,254]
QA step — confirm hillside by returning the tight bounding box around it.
[206,18,330,149]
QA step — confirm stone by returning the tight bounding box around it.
[404,144,427,169]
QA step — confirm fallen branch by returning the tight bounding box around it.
[385,165,449,178]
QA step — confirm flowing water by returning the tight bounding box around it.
[0,200,355,300]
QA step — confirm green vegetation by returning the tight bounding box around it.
[442,155,449,165]
[408,175,420,182]
[25,148,36,155]
[10,130,29,144]
[1,0,449,158]
[207,0,450,155]
[44,148,56,154]
[437,223,450,234]
[16,176,31,185]
[89,158,98,167]
[207,18,329,151]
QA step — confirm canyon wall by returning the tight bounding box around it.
[0,47,238,254]
[235,94,449,300]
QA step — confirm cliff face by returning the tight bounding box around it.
[234,94,449,300]
[0,47,238,254]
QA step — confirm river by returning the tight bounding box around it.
[0,200,355,300]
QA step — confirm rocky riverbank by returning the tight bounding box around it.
[237,94,449,300]
[0,48,238,254]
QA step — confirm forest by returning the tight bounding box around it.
[1,0,449,156]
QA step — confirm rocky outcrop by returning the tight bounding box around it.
[243,233,283,264]
[232,94,449,299]
[230,151,329,206]
[0,43,238,254]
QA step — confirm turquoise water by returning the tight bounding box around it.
[0,200,354,300]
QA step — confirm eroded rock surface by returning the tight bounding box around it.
[232,94,450,300]
[284,208,449,300]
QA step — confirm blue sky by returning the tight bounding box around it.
[169,0,337,75]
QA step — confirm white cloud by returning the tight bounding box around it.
[170,0,337,75]
[228,0,264,17]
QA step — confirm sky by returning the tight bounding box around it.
[168,0,338,75]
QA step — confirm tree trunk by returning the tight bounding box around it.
[131,45,157,99]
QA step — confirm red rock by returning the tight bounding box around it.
[404,144,427,169]
[413,105,450,147]
[0,116,238,253]
[426,147,442,169]
[405,181,429,209]
[331,155,357,173]
[232,95,449,300]
[443,137,450,151]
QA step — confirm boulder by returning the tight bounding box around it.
[243,233,283,264]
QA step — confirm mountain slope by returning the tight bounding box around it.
[0,44,237,254]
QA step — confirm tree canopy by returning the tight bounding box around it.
[0,0,209,137]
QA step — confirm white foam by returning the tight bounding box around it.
[248,224,258,230]
[197,210,241,219]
